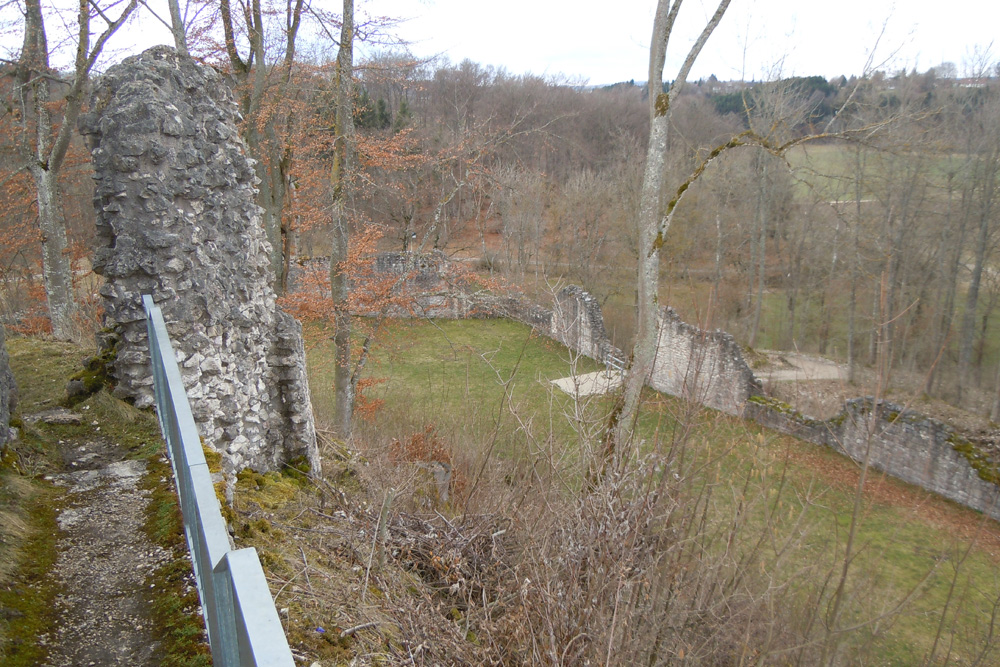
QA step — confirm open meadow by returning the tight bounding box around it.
[272,317,1000,664]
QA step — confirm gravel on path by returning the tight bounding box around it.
[37,434,168,666]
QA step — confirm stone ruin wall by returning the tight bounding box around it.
[747,399,1000,521]
[335,255,621,362]
[346,251,1000,521]
[79,46,319,476]
[539,289,999,521]
[549,286,624,365]
[648,308,762,415]
[289,252,558,327]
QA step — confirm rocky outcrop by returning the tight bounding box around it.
[79,46,318,475]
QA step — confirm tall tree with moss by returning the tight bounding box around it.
[604,0,732,466]
[330,0,356,438]
[217,0,307,294]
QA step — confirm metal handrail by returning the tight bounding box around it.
[606,351,628,375]
[143,294,294,667]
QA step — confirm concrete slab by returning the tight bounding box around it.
[551,370,624,397]
[758,352,846,382]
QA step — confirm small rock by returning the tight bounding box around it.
[66,379,88,400]
[24,408,84,425]
[0,605,24,620]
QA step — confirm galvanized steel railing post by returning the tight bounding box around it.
[142,294,294,666]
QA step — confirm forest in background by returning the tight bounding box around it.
[2,25,999,418]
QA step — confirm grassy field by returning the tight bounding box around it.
[306,318,605,446]
[301,317,1000,664]
[6,320,993,663]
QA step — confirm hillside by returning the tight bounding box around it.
[1,321,1000,663]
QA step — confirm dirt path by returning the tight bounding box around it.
[36,427,167,666]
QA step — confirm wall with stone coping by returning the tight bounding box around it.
[549,286,624,365]
[356,258,624,364]
[648,308,762,415]
[747,398,1000,521]
[80,46,319,476]
[305,250,1000,521]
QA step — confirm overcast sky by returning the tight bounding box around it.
[363,0,999,85]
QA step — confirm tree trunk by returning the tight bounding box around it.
[749,155,767,348]
[847,144,866,384]
[25,31,76,340]
[925,175,965,396]
[711,211,723,319]
[606,0,732,462]
[17,0,136,340]
[991,358,1000,423]
[957,199,993,401]
[248,131,291,293]
[33,167,76,339]
[331,0,355,438]
[220,0,304,294]
[167,0,189,56]
[331,209,353,437]
[610,104,670,455]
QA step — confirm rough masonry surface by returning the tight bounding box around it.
[79,46,319,475]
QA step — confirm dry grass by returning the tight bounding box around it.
[249,317,1000,665]
[0,475,33,582]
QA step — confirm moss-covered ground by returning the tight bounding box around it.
[0,336,209,665]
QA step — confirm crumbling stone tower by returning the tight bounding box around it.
[79,46,319,475]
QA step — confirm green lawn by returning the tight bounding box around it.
[304,316,1000,664]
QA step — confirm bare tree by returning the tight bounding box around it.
[330,0,355,438]
[11,0,137,340]
[605,0,732,464]
[955,86,1000,402]
[218,0,306,293]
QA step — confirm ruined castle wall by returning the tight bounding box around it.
[289,253,557,331]
[748,397,1000,521]
[550,286,624,365]
[648,308,762,415]
[288,249,1000,520]
[80,46,318,475]
[836,400,1000,519]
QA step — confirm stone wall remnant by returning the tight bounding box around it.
[550,286,624,365]
[747,397,1000,521]
[79,46,319,476]
[327,253,1000,521]
[648,308,762,415]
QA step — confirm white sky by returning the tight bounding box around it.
[361,0,1000,84]
[19,0,990,83]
